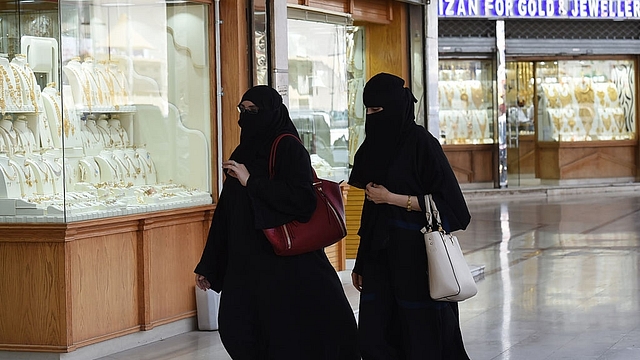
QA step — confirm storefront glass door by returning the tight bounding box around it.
[505,61,536,186]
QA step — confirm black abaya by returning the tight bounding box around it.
[195,132,359,360]
[349,74,471,360]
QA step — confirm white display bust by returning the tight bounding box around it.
[0,153,22,198]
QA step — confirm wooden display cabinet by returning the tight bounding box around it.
[0,205,214,353]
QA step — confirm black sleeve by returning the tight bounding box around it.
[194,190,229,293]
[419,132,471,233]
[246,136,317,229]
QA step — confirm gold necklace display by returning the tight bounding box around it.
[96,62,115,102]
[607,84,618,102]
[43,157,62,177]
[574,81,594,104]
[84,68,104,104]
[67,65,93,112]
[614,112,625,133]
[84,120,103,144]
[107,63,129,100]
[20,162,34,187]
[10,62,38,112]
[112,153,131,178]
[135,151,154,174]
[459,87,469,105]
[26,159,51,184]
[595,87,606,106]
[476,112,488,138]
[565,109,576,132]
[550,111,563,133]
[601,110,612,131]
[95,121,114,147]
[471,83,483,110]
[558,84,573,108]
[0,68,5,113]
[99,155,121,181]
[443,84,454,108]
[1,64,23,108]
[544,86,559,108]
[0,161,17,182]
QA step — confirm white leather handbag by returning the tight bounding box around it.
[421,194,477,302]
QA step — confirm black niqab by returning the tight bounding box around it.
[230,85,299,176]
[349,73,417,188]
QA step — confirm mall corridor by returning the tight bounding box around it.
[98,188,640,360]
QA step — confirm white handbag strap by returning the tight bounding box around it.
[423,194,444,232]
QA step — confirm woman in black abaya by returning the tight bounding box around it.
[195,86,359,360]
[349,73,472,360]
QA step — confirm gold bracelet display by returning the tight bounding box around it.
[406,195,411,212]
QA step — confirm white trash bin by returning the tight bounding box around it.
[195,288,221,330]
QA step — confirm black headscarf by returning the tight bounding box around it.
[229,85,299,175]
[349,73,417,188]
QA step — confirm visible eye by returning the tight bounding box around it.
[366,107,383,114]
[237,105,259,114]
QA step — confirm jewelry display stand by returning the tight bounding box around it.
[539,81,634,141]
[438,80,494,144]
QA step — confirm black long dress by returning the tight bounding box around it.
[353,126,471,360]
[195,135,359,360]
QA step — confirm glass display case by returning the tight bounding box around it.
[287,19,363,183]
[536,59,636,142]
[438,59,495,145]
[0,0,212,222]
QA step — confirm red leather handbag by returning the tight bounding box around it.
[262,134,347,256]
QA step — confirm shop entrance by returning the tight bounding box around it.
[506,61,537,186]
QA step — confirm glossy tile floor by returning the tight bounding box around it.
[98,191,640,360]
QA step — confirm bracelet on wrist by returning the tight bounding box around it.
[406,195,412,211]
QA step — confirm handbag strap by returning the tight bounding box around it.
[269,133,318,181]
[423,194,444,232]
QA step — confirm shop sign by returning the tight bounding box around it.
[439,0,640,19]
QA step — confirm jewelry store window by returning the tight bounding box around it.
[0,0,212,222]
[536,59,636,142]
[287,13,364,183]
[438,59,495,144]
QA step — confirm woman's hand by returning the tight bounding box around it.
[365,182,390,204]
[351,272,363,292]
[223,160,250,186]
[195,274,211,291]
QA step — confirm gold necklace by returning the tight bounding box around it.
[43,157,62,177]
[0,161,17,182]
[84,68,104,104]
[10,63,37,112]
[601,110,612,131]
[607,85,618,102]
[574,82,594,104]
[0,68,5,113]
[96,63,115,100]
[107,64,128,98]
[112,153,131,177]
[67,66,92,112]
[109,121,128,147]
[2,64,23,108]
[96,122,114,147]
[126,154,141,176]
[85,122,102,143]
[471,83,483,109]
[443,84,454,107]
[13,123,33,153]
[135,151,154,173]
[103,156,122,180]
[476,112,487,138]
[558,85,572,108]
[26,159,51,184]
